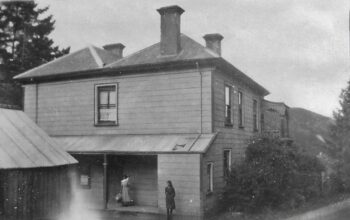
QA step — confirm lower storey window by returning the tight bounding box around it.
[207,162,214,193]
[223,149,232,179]
[78,164,91,189]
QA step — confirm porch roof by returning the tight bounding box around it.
[53,133,217,154]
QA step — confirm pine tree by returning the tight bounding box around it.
[0,1,69,106]
[329,79,350,191]
[330,79,350,159]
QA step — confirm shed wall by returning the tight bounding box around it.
[0,165,74,220]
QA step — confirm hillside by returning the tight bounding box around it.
[289,107,335,156]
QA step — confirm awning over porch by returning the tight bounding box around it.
[53,133,217,154]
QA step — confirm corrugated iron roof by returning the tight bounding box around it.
[14,34,269,95]
[0,108,77,169]
[106,34,219,68]
[263,100,289,116]
[53,133,217,154]
[14,45,119,80]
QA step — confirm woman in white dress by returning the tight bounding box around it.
[121,175,131,205]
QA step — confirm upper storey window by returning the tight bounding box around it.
[95,84,118,125]
[238,91,244,128]
[225,85,233,126]
[253,99,258,131]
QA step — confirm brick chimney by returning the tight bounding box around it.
[157,5,184,56]
[103,43,125,59]
[203,33,224,56]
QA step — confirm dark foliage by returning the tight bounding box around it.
[0,1,70,106]
[329,79,350,191]
[222,136,324,212]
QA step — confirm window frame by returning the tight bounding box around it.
[78,163,91,189]
[223,149,232,179]
[238,91,244,128]
[253,99,258,132]
[207,162,214,194]
[260,113,265,132]
[224,85,233,126]
[94,83,118,126]
[281,118,286,137]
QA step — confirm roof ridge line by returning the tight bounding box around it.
[182,34,220,58]
[88,45,104,68]
[14,47,89,79]
[105,41,160,68]
[106,33,217,68]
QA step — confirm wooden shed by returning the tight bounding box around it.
[0,106,77,220]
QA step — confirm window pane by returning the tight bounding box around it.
[97,85,117,124]
[224,150,231,176]
[109,91,116,105]
[253,100,257,113]
[225,86,230,105]
[239,108,243,126]
[80,175,89,186]
[99,108,116,121]
[253,100,258,130]
[207,163,213,192]
[238,92,242,105]
[99,91,109,105]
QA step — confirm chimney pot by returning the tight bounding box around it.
[157,5,185,56]
[103,43,125,59]
[203,33,224,56]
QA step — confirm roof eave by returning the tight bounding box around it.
[214,58,270,96]
[15,57,270,97]
[263,99,290,109]
[15,58,219,84]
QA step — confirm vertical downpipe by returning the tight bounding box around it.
[196,62,203,134]
[35,83,38,124]
[103,154,108,209]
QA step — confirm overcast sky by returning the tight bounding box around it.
[35,0,349,117]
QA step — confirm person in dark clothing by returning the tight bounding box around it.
[165,180,175,218]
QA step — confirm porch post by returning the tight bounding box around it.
[103,154,108,209]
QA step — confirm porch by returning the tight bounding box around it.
[54,133,217,216]
[72,154,158,210]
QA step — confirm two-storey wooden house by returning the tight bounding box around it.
[15,5,288,216]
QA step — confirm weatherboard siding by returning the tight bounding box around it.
[23,84,37,121]
[158,154,202,216]
[121,155,158,207]
[202,69,264,213]
[24,69,212,135]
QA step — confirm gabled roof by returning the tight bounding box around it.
[14,45,119,79]
[0,107,77,169]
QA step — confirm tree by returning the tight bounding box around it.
[330,80,350,156]
[222,135,324,212]
[329,79,350,190]
[0,1,69,73]
[0,1,69,106]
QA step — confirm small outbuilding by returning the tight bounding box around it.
[0,105,77,220]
